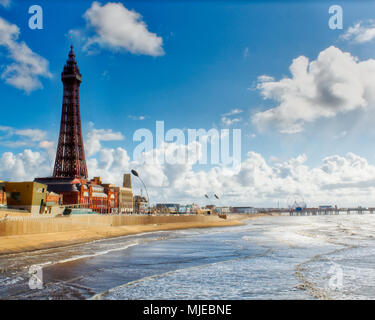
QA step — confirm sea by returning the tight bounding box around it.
[1,214,375,300]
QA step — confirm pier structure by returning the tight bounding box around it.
[289,207,375,216]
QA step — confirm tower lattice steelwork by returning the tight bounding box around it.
[52,46,88,179]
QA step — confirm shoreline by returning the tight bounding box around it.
[0,214,271,256]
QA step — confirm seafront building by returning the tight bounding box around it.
[3,182,62,215]
[156,203,180,214]
[216,206,230,214]
[231,206,257,214]
[101,181,119,214]
[116,174,133,213]
[0,181,7,207]
[134,195,148,214]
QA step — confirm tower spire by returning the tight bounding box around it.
[52,46,88,179]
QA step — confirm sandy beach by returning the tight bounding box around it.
[0,214,267,255]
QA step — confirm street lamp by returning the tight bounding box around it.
[214,194,223,213]
[131,169,150,214]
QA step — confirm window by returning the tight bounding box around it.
[11,192,21,202]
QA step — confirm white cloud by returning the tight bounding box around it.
[333,131,347,140]
[0,17,52,93]
[221,117,241,126]
[38,140,55,159]
[252,46,375,134]
[128,115,146,120]
[257,75,274,83]
[102,147,375,206]
[78,130,375,206]
[222,109,243,117]
[85,127,125,156]
[0,126,49,148]
[269,156,279,163]
[77,1,164,56]
[221,109,243,126]
[39,141,54,149]
[341,20,375,43]
[0,0,10,8]
[14,129,46,141]
[0,149,52,181]
[3,134,375,207]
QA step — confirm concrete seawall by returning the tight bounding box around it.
[0,209,32,219]
[0,214,226,237]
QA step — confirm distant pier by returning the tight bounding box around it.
[289,207,375,216]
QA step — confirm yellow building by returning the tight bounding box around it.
[117,174,133,213]
[4,182,63,215]
[117,187,133,213]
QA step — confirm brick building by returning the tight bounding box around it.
[0,181,6,207]
[36,177,120,214]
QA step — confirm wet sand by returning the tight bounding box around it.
[0,214,264,255]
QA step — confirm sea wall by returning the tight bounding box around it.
[0,209,32,218]
[0,214,224,236]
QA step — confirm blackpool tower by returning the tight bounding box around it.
[52,45,88,179]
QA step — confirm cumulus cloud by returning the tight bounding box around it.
[0,17,52,93]
[3,133,375,206]
[0,126,49,148]
[79,146,375,206]
[0,149,52,181]
[252,46,375,134]
[341,20,375,43]
[76,1,164,56]
[85,127,125,156]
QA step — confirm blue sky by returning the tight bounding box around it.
[2,0,375,206]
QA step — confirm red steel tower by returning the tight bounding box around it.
[35,46,119,214]
[53,45,88,179]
